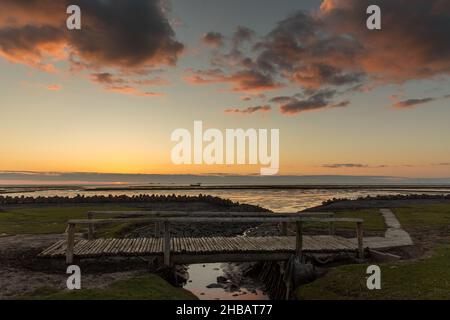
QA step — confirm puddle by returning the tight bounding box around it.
[183,263,269,300]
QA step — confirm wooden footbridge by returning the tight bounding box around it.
[39,211,365,265]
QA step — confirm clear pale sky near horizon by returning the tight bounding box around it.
[0,0,449,179]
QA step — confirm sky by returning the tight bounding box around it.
[0,0,450,181]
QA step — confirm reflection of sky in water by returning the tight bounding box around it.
[5,188,450,212]
[184,263,268,300]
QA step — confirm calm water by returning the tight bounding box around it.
[4,187,450,212]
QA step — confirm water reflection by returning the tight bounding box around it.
[5,188,450,212]
[184,263,269,300]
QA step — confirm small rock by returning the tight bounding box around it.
[217,276,228,283]
[206,283,224,289]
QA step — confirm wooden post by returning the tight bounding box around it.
[295,221,303,257]
[356,221,364,259]
[280,222,288,236]
[66,223,75,264]
[154,221,160,237]
[87,212,95,240]
[329,221,335,235]
[163,222,171,266]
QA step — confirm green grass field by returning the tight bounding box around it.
[326,209,385,231]
[0,205,387,236]
[298,245,450,300]
[394,204,450,231]
[22,274,197,300]
[298,204,450,300]
[0,205,141,236]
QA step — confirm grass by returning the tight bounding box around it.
[298,204,450,300]
[298,244,450,300]
[0,205,141,236]
[22,274,197,300]
[0,205,387,236]
[305,209,385,232]
[394,204,450,231]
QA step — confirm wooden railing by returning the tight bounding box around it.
[65,212,364,264]
[85,211,336,240]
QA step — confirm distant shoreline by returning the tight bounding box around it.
[2,184,450,194]
[81,184,450,191]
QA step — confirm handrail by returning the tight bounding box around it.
[72,216,360,225]
[86,210,335,218]
[85,211,336,240]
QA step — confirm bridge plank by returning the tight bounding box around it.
[40,235,359,261]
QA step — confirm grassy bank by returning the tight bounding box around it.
[326,209,385,231]
[394,204,450,231]
[298,204,450,300]
[0,205,140,236]
[0,205,386,236]
[298,244,450,300]
[22,274,197,300]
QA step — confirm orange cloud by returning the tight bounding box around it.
[105,85,164,97]
[46,84,62,91]
[185,68,282,93]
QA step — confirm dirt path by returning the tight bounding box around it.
[358,209,413,250]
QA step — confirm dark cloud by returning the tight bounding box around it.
[69,0,183,69]
[322,163,369,168]
[255,0,450,86]
[393,98,436,109]
[0,0,183,95]
[291,64,365,89]
[91,72,126,85]
[232,26,255,48]
[273,89,350,115]
[224,105,272,114]
[392,94,450,108]
[318,0,450,83]
[201,32,225,48]
[194,0,450,112]
[270,96,296,104]
[91,72,168,86]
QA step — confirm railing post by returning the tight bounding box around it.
[155,221,161,237]
[66,223,75,264]
[295,221,303,257]
[329,221,335,235]
[87,212,95,240]
[356,221,364,259]
[163,221,171,266]
[278,222,288,236]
